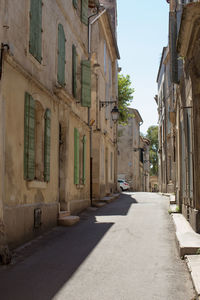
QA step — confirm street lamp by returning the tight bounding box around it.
[111,105,119,123]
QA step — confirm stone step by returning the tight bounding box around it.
[58,216,80,226]
[172,213,200,257]
[93,201,106,208]
[185,255,200,299]
[58,211,70,218]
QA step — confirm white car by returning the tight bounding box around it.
[118,179,130,191]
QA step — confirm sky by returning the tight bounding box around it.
[117,0,169,134]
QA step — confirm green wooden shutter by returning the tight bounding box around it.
[24,92,35,180]
[82,135,86,184]
[74,128,80,184]
[28,95,35,180]
[58,24,66,86]
[29,0,42,62]
[72,44,77,98]
[24,92,30,179]
[81,60,91,107]
[44,109,51,182]
[169,12,178,83]
[73,0,78,8]
[81,0,88,25]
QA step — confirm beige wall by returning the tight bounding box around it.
[0,0,120,248]
[0,0,93,248]
[90,11,118,200]
[118,109,142,191]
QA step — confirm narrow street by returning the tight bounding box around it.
[0,193,195,300]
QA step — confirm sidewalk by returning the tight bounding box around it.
[172,213,200,299]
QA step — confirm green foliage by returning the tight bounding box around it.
[145,125,158,176]
[196,248,200,255]
[118,74,134,125]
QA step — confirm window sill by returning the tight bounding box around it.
[76,184,84,189]
[27,181,47,189]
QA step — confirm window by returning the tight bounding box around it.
[105,83,109,120]
[73,0,78,9]
[72,44,77,98]
[81,0,88,25]
[81,60,91,107]
[104,41,107,74]
[74,128,87,185]
[29,0,42,62]
[58,24,66,86]
[24,92,51,182]
[110,152,113,181]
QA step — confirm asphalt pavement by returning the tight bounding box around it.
[0,192,196,300]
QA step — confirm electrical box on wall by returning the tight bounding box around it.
[34,208,42,228]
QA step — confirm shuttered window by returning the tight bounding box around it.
[58,24,66,86]
[72,44,77,98]
[82,135,86,184]
[74,128,80,184]
[29,0,42,63]
[81,60,91,107]
[44,109,51,182]
[169,12,178,83]
[73,0,78,8]
[81,0,88,25]
[24,92,35,180]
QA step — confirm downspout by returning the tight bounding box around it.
[88,6,106,207]
[0,45,11,264]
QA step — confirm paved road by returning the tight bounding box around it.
[0,193,195,300]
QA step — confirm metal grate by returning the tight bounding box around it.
[34,208,42,228]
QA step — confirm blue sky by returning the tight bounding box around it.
[117,0,169,133]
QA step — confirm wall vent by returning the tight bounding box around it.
[34,208,42,228]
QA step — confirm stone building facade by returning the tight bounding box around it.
[156,46,176,194]
[118,108,150,191]
[0,0,119,254]
[157,0,200,232]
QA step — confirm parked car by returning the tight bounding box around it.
[118,179,130,191]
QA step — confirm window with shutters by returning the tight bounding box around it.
[104,41,107,74]
[110,152,113,181]
[74,128,87,185]
[81,60,91,107]
[72,45,77,98]
[81,0,88,25]
[105,83,109,120]
[73,0,78,9]
[29,0,42,63]
[57,24,66,87]
[35,101,44,181]
[24,92,51,182]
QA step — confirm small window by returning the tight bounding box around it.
[24,92,51,182]
[57,24,66,86]
[81,60,91,107]
[29,0,42,62]
[104,41,107,74]
[72,44,77,98]
[81,0,88,25]
[73,0,78,9]
[74,128,87,185]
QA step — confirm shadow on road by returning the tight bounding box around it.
[95,192,138,216]
[0,193,136,300]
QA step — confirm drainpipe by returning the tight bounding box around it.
[88,6,106,207]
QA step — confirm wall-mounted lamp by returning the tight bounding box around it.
[111,106,119,123]
[99,99,119,123]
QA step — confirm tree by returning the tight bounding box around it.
[118,74,134,124]
[145,126,158,176]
